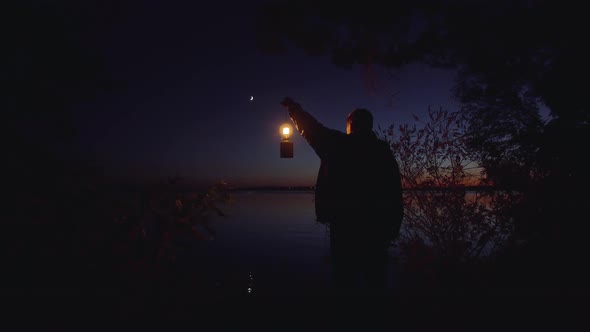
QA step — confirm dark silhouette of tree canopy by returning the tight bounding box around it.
[256,0,587,119]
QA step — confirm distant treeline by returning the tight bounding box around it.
[231,185,495,192]
[231,186,315,192]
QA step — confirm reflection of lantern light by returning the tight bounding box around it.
[279,123,293,158]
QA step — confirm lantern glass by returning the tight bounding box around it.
[280,123,293,140]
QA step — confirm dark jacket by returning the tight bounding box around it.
[289,107,403,241]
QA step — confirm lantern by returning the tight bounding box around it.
[279,123,293,158]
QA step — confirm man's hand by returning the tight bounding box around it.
[280,97,303,116]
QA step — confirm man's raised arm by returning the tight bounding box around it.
[280,97,343,158]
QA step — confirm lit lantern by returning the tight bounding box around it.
[279,123,293,158]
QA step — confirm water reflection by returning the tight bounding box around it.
[193,191,333,297]
[247,272,254,294]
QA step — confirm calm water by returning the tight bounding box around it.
[185,190,398,297]
[187,191,330,296]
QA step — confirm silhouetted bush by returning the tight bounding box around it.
[380,107,521,290]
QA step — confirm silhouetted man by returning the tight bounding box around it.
[280,97,403,294]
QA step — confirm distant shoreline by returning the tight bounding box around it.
[230,185,495,192]
[104,182,497,193]
[231,186,315,192]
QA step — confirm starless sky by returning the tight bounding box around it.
[71,0,459,188]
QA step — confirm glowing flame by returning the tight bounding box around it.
[280,123,293,139]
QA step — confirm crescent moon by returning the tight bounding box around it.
[250,96,254,101]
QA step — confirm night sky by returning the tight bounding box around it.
[66,1,459,188]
